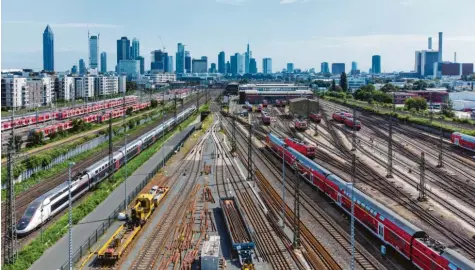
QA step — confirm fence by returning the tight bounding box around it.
[59,125,196,270]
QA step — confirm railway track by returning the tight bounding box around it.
[0,96,205,253]
[128,128,210,270]
[219,107,384,269]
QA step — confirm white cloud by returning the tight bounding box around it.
[400,0,413,7]
[4,20,122,28]
[280,0,299,3]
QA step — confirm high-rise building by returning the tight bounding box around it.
[117,37,131,64]
[79,59,86,75]
[320,62,329,73]
[249,58,257,74]
[210,63,217,73]
[71,65,78,74]
[230,55,237,75]
[185,51,191,73]
[100,52,107,73]
[131,38,140,60]
[421,50,439,77]
[151,50,168,71]
[351,61,358,71]
[117,60,140,78]
[372,55,381,74]
[88,34,99,69]
[176,43,186,74]
[438,32,443,62]
[235,53,243,75]
[226,61,231,75]
[192,58,208,73]
[415,51,422,74]
[43,25,54,71]
[136,56,145,74]
[287,63,294,73]
[168,56,174,73]
[331,63,345,74]
[428,37,432,50]
[263,58,272,74]
[218,51,226,74]
[245,43,251,74]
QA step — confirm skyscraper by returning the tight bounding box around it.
[175,43,186,74]
[89,34,99,69]
[421,50,439,77]
[100,52,107,73]
[351,61,358,71]
[210,63,217,73]
[131,38,140,60]
[249,58,257,74]
[218,51,226,74]
[320,62,329,73]
[71,65,78,74]
[226,61,231,75]
[79,59,86,75]
[372,55,381,74]
[168,56,174,72]
[151,50,168,71]
[263,58,272,74]
[428,37,432,50]
[117,37,131,64]
[230,55,237,75]
[136,56,145,74]
[236,53,244,75]
[184,51,191,73]
[331,63,345,74]
[43,25,54,71]
[287,63,294,73]
[245,43,251,74]
[438,32,443,62]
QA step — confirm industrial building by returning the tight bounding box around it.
[238,83,313,104]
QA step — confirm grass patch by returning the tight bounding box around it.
[2,111,199,270]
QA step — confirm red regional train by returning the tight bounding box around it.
[332,111,352,123]
[1,96,138,131]
[309,112,322,123]
[284,137,316,158]
[30,102,150,137]
[263,100,268,108]
[266,133,475,270]
[451,132,475,153]
[344,117,362,131]
[256,104,263,112]
[293,119,308,131]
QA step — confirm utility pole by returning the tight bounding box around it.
[109,112,113,178]
[387,93,394,178]
[418,152,427,201]
[429,92,433,124]
[247,117,253,186]
[352,106,357,151]
[350,154,356,270]
[231,112,236,152]
[124,135,128,210]
[437,121,443,167]
[281,144,287,229]
[293,161,301,250]
[4,108,17,264]
[306,98,310,127]
[174,94,177,120]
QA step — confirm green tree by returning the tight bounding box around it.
[340,72,348,92]
[313,80,331,88]
[380,83,398,92]
[71,119,86,132]
[8,135,23,152]
[27,131,44,147]
[126,81,137,92]
[412,80,429,90]
[126,107,134,116]
[330,79,337,91]
[441,99,455,117]
[150,99,158,108]
[405,97,428,111]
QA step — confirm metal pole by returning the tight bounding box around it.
[282,144,287,229]
[437,121,443,167]
[418,152,427,201]
[387,93,394,178]
[4,106,17,264]
[293,161,301,249]
[352,105,356,151]
[162,88,165,169]
[68,162,75,270]
[124,135,128,210]
[350,154,356,270]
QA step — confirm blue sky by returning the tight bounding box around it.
[2,0,475,72]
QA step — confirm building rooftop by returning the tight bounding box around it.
[201,235,220,257]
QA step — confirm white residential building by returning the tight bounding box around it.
[74,76,95,99]
[41,76,53,105]
[1,76,28,108]
[56,76,76,101]
[95,75,119,96]
[118,75,127,93]
[150,72,176,84]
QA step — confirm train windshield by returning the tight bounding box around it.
[17,200,41,230]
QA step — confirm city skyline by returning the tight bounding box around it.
[3,0,475,72]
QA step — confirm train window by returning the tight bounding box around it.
[380,216,385,221]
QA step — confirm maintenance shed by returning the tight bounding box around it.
[288,97,321,117]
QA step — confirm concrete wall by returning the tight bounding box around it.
[289,98,321,117]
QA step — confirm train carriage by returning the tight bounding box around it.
[344,117,361,131]
[309,113,321,123]
[284,137,316,158]
[261,112,271,125]
[451,132,475,152]
[293,119,308,131]
[332,111,352,123]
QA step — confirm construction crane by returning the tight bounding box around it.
[159,36,166,52]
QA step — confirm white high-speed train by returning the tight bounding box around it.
[16,106,197,235]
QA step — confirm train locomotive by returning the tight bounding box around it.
[16,105,196,235]
[451,132,475,152]
[261,111,271,125]
[343,117,362,131]
[284,137,316,158]
[309,112,322,123]
[332,111,352,123]
[293,119,308,131]
[265,133,475,270]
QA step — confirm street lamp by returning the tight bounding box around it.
[68,162,75,270]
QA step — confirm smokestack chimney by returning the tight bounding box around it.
[438,32,443,62]
[454,52,457,63]
[428,37,432,50]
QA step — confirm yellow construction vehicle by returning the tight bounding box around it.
[96,187,169,263]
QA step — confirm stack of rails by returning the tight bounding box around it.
[220,197,255,266]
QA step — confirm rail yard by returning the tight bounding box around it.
[2,88,475,270]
